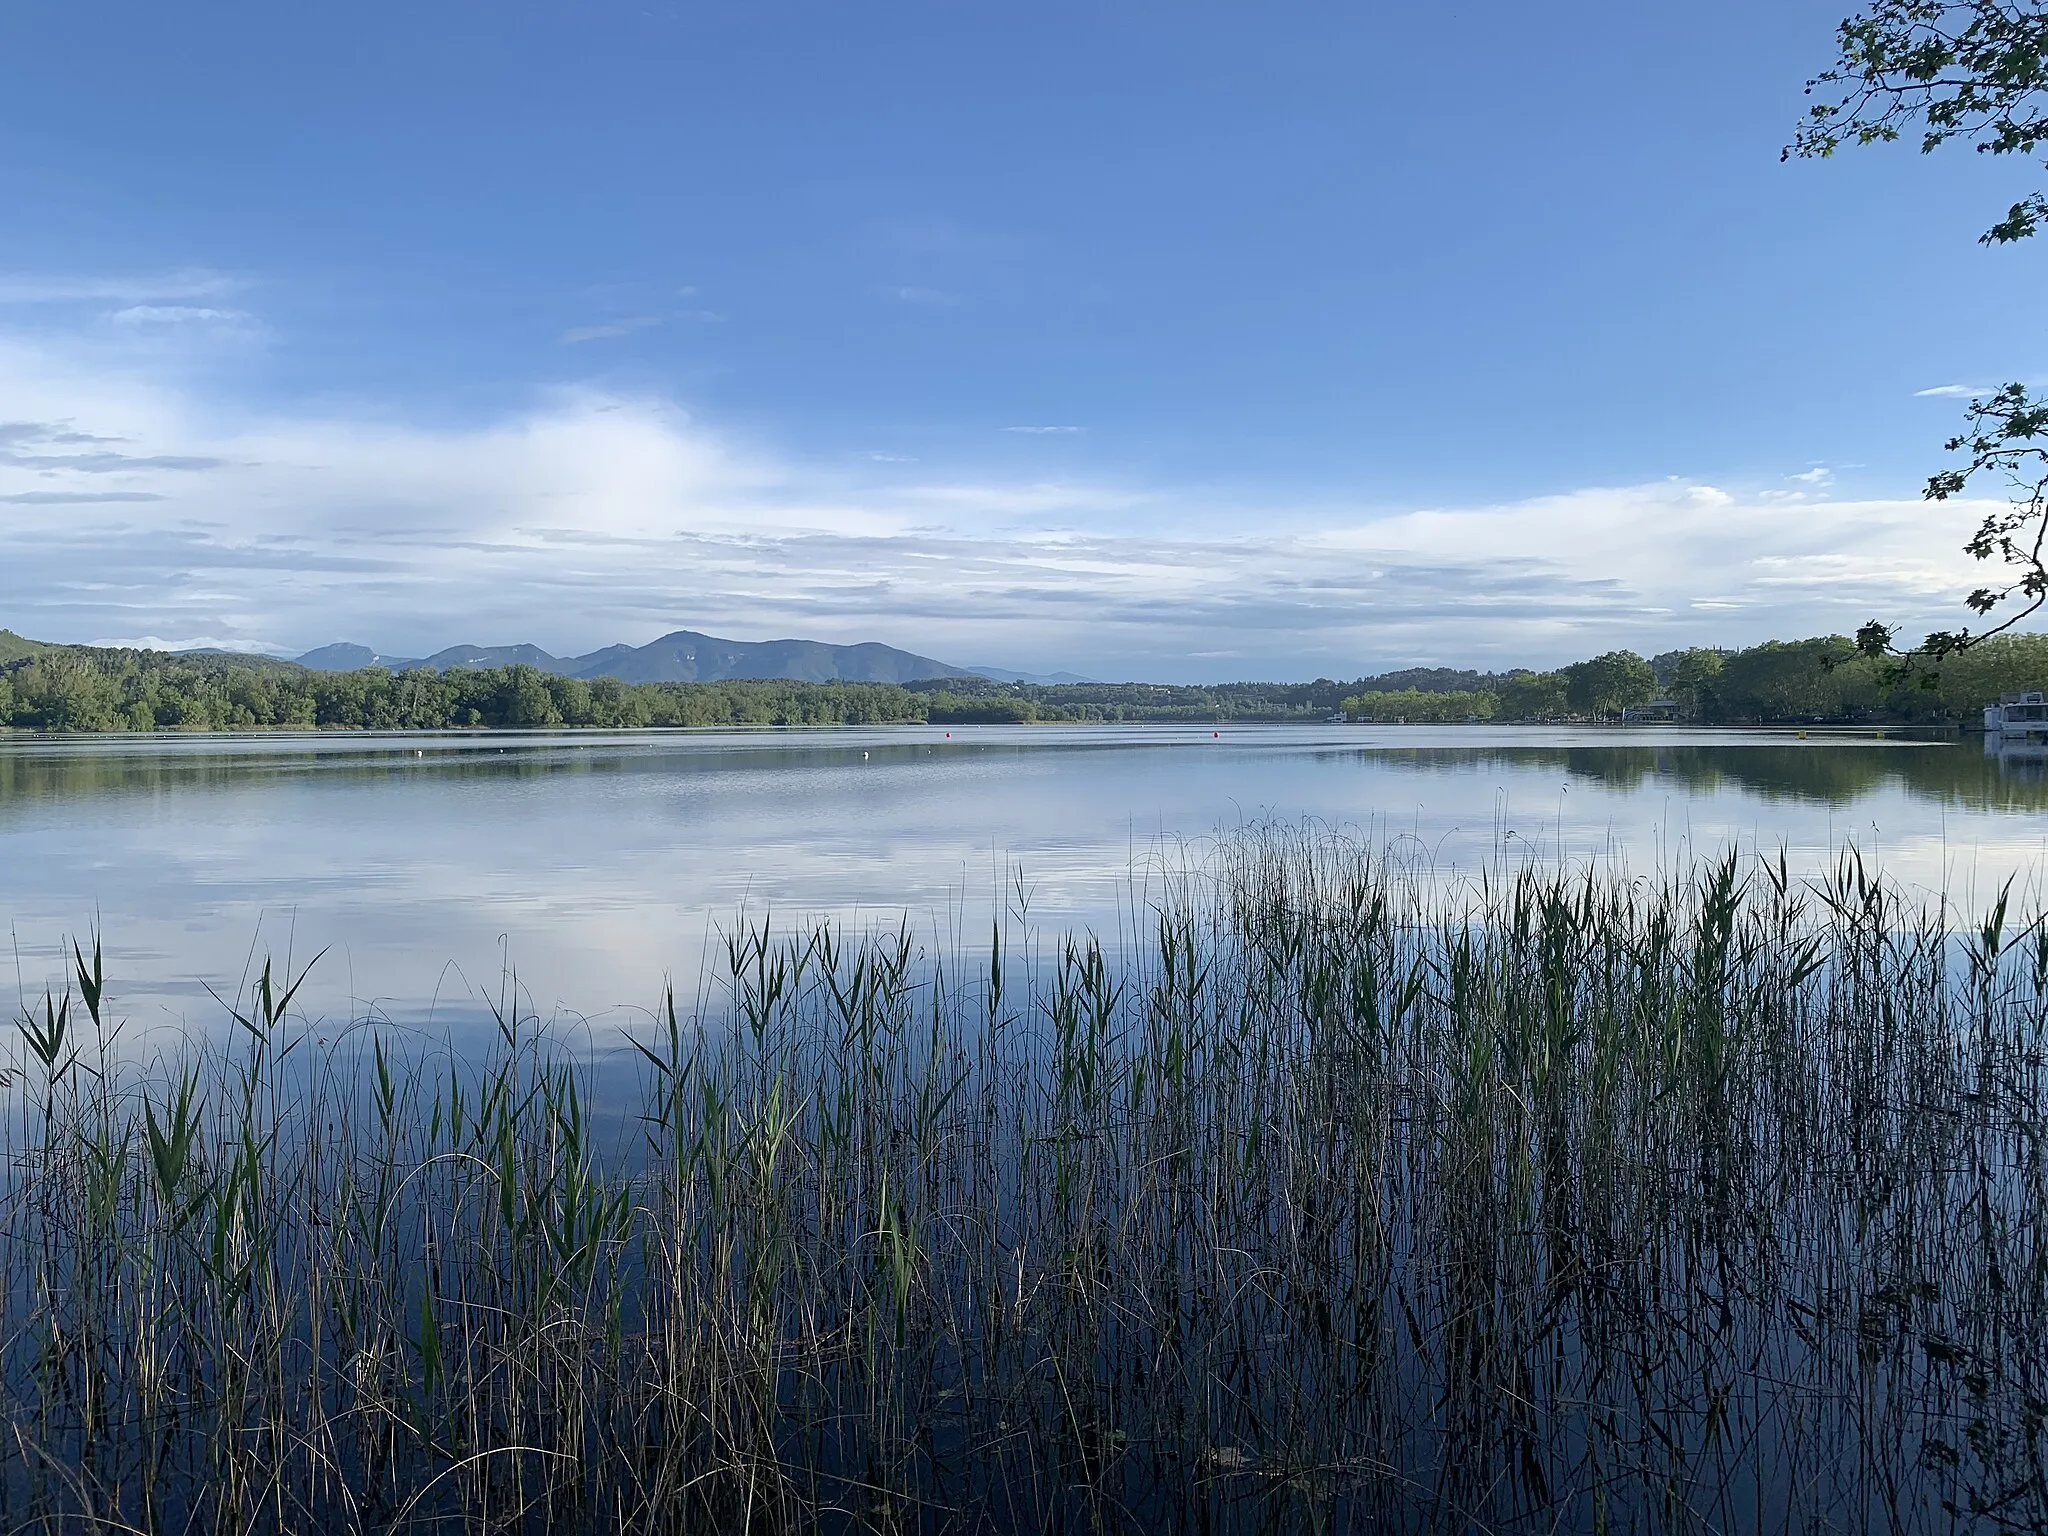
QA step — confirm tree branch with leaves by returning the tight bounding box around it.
[1790,1,2048,668]
[1791,0,2048,245]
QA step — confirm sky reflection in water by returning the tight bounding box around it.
[4,724,2047,1042]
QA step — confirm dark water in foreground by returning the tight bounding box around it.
[2,818,2040,1534]
[2,724,2044,1036]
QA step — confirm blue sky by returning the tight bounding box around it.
[0,0,2042,680]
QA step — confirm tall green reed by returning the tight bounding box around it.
[1,826,2043,1532]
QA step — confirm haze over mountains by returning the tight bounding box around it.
[293,630,1092,686]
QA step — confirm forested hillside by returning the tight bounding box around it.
[0,644,924,730]
[2,630,2046,731]
[1329,637,2048,727]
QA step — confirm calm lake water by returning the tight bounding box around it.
[5,723,2047,1040]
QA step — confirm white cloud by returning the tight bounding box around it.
[88,633,292,655]
[1788,466,1834,486]
[0,490,165,503]
[1915,384,1998,399]
[1002,425,1083,435]
[559,315,665,344]
[107,305,249,325]
[0,329,2014,679]
[0,270,242,304]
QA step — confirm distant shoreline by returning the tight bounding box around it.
[0,718,1961,740]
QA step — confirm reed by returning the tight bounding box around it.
[2,826,2043,1533]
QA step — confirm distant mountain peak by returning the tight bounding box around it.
[594,630,975,684]
[294,628,986,686]
[963,664,1096,685]
[294,642,421,672]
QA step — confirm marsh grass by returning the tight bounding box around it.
[2,826,2044,1533]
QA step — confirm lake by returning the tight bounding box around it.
[4,723,2046,1040]
[6,722,2047,1532]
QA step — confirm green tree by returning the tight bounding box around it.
[925,693,1037,724]
[1495,671,1568,720]
[1884,628,2048,717]
[1662,648,1726,720]
[1562,652,1656,719]
[1715,638,1880,721]
[1341,688,1496,722]
[545,674,594,725]
[1792,1,2048,246]
[497,666,565,728]
[585,676,645,728]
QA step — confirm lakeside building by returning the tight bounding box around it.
[1620,699,1681,724]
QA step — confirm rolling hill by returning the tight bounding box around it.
[292,629,981,685]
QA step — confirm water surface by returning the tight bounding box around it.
[4,724,2043,1037]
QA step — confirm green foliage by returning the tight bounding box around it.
[1794,5,2048,659]
[1495,671,1568,720]
[1791,0,2048,245]
[924,678,1357,722]
[1562,651,1657,719]
[6,630,2048,732]
[0,629,54,665]
[1887,628,2048,716]
[1713,638,1879,721]
[0,650,928,732]
[1659,648,1728,717]
[923,693,1040,723]
[1341,688,1495,722]
[1336,636,2048,724]
[2,832,2043,1528]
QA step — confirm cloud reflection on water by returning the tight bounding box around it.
[5,725,2047,1046]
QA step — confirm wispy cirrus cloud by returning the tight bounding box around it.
[559,315,666,344]
[0,269,243,305]
[0,490,165,504]
[0,422,111,446]
[0,419,222,472]
[1915,383,1999,399]
[1002,425,1082,435]
[1,451,222,473]
[108,305,250,325]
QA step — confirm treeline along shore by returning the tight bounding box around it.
[3,628,2047,731]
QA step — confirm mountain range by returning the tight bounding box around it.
[291,630,1092,686]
